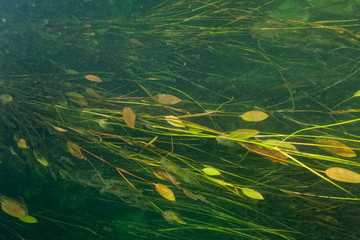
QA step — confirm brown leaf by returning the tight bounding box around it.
[123,107,136,128]
[67,141,84,159]
[154,94,181,105]
[316,138,356,157]
[325,167,360,183]
[0,197,28,218]
[85,75,102,82]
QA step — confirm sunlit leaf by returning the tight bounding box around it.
[67,141,84,159]
[33,150,49,167]
[19,215,38,223]
[325,167,360,183]
[17,139,29,149]
[240,111,268,122]
[123,107,136,128]
[353,90,360,97]
[241,188,264,200]
[316,138,356,157]
[228,129,259,139]
[0,197,28,218]
[155,183,176,201]
[165,115,185,128]
[203,167,221,176]
[85,75,102,83]
[0,94,13,103]
[154,94,181,105]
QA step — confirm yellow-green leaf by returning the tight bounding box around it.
[203,167,221,176]
[228,129,259,139]
[241,188,264,200]
[240,111,268,122]
[33,150,49,167]
[155,183,176,201]
[353,90,360,97]
[18,215,38,223]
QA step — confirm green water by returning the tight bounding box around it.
[1,0,360,239]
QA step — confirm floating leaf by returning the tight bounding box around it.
[123,107,136,128]
[85,88,102,98]
[33,150,49,167]
[19,215,38,223]
[316,138,356,157]
[165,115,186,128]
[241,188,264,200]
[17,139,29,149]
[0,197,28,218]
[325,167,360,183]
[228,129,259,139]
[240,111,268,122]
[85,75,102,83]
[67,141,84,159]
[154,94,181,105]
[0,94,13,103]
[203,167,221,176]
[155,183,176,201]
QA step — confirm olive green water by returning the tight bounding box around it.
[1,0,360,239]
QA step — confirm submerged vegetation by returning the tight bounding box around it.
[1,0,360,239]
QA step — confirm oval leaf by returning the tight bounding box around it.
[203,167,221,176]
[316,138,356,157]
[154,94,181,105]
[0,94,13,103]
[19,215,38,223]
[228,129,259,139]
[240,111,268,122]
[325,167,360,183]
[0,197,28,218]
[123,107,136,128]
[17,139,29,149]
[155,183,176,201]
[85,75,102,82]
[241,188,264,200]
